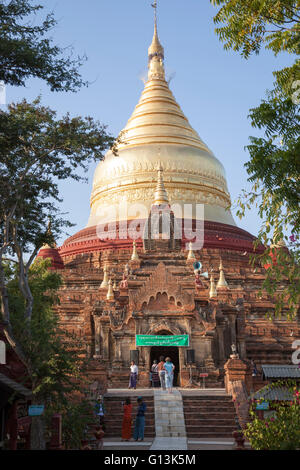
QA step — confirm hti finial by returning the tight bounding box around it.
[151,0,158,26]
[148,0,165,80]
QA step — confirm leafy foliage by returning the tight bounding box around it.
[7,258,95,449]
[7,258,86,402]
[244,381,300,450]
[0,96,114,249]
[211,0,300,58]
[235,89,300,319]
[211,0,300,319]
[59,401,96,450]
[0,0,87,91]
[0,97,114,323]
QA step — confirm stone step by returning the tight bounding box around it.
[184,418,236,426]
[182,397,233,402]
[183,395,237,439]
[105,432,155,438]
[187,431,234,438]
[104,400,155,403]
[184,410,234,415]
[184,415,235,422]
[104,409,155,414]
[186,423,236,431]
[183,402,233,406]
[102,396,156,438]
[183,407,234,413]
[104,431,155,435]
[183,401,233,405]
[104,427,155,433]
[182,400,234,406]
[104,421,155,427]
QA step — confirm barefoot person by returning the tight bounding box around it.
[151,359,160,388]
[134,397,147,442]
[157,356,166,390]
[164,357,175,394]
[121,398,132,441]
[94,395,106,430]
[129,360,138,389]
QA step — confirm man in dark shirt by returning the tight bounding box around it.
[134,397,147,441]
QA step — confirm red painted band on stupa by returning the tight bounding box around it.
[57,220,263,259]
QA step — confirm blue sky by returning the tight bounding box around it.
[4,0,293,245]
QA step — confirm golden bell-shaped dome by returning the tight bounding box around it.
[87,20,235,228]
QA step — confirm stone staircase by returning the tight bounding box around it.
[153,389,186,438]
[182,393,237,438]
[103,395,155,438]
[150,389,187,450]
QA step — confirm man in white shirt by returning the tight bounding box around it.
[129,361,138,389]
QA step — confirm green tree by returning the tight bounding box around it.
[0,98,114,448]
[211,0,300,319]
[0,97,114,327]
[59,401,96,450]
[7,258,95,449]
[0,1,111,448]
[0,0,86,91]
[244,381,300,450]
[211,0,300,58]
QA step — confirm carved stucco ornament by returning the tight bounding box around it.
[128,262,195,312]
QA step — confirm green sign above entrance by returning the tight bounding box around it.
[136,335,189,347]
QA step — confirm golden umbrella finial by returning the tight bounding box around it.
[148,0,165,80]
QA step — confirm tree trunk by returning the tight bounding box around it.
[0,257,10,325]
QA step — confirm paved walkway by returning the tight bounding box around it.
[150,389,187,450]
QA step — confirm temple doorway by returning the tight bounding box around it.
[150,346,180,386]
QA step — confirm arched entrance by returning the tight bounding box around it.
[149,330,180,386]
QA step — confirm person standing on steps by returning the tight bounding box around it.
[121,397,133,441]
[134,397,147,441]
[164,357,175,394]
[129,360,138,389]
[94,395,106,430]
[151,359,160,388]
[157,356,166,390]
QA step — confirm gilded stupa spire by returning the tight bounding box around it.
[217,259,229,289]
[42,218,56,249]
[153,164,169,205]
[209,274,218,298]
[100,266,109,289]
[148,1,165,81]
[131,241,140,261]
[187,242,196,260]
